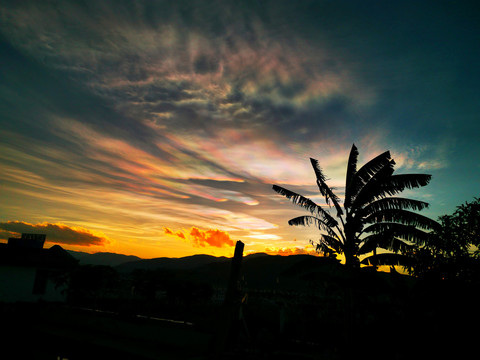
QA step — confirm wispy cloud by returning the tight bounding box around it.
[245,233,282,241]
[1,1,476,258]
[393,141,452,172]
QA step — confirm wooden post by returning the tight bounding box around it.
[224,240,244,306]
[213,240,245,355]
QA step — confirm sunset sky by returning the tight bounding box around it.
[1,1,479,259]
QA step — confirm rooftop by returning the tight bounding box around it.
[0,234,77,268]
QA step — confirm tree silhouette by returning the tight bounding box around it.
[273,144,439,270]
[405,197,480,280]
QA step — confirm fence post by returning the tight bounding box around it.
[214,240,245,355]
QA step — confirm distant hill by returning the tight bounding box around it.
[114,252,346,291]
[116,254,230,272]
[68,251,141,267]
[67,251,396,292]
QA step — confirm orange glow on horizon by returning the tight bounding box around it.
[257,246,320,257]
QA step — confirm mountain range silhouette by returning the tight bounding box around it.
[68,251,352,291]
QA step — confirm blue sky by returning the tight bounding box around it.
[0,0,479,258]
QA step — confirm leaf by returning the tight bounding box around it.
[320,234,344,253]
[381,237,416,253]
[273,185,339,227]
[364,209,441,231]
[355,150,392,183]
[346,150,392,206]
[310,158,344,217]
[360,253,414,267]
[382,174,432,191]
[363,222,433,246]
[359,234,415,255]
[345,144,359,187]
[272,185,321,215]
[312,241,338,256]
[309,157,327,182]
[350,159,396,209]
[354,173,431,208]
[362,197,430,215]
[288,215,338,237]
[357,234,382,255]
[344,144,359,207]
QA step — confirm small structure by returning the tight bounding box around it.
[8,233,46,249]
[0,233,77,302]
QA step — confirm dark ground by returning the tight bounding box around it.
[2,278,478,360]
[2,302,212,360]
[2,255,479,359]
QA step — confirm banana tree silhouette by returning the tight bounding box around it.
[273,144,439,270]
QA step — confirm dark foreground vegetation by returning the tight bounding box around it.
[3,249,480,360]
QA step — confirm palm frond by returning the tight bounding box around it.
[272,185,322,215]
[310,158,344,217]
[346,150,392,205]
[355,150,392,183]
[320,234,344,253]
[359,234,415,255]
[345,144,359,190]
[360,253,413,267]
[350,159,395,209]
[362,197,430,215]
[288,215,339,238]
[354,173,431,207]
[364,209,440,231]
[273,185,339,227]
[363,222,432,246]
[357,234,382,255]
[381,174,432,192]
[379,237,416,253]
[311,240,338,256]
[309,157,327,182]
[344,144,359,208]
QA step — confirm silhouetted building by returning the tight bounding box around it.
[0,234,77,302]
[8,233,46,249]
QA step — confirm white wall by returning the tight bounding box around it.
[0,266,67,302]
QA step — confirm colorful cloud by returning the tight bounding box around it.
[0,1,477,260]
[263,246,319,256]
[164,227,186,240]
[164,226,235,248]
[190,227,235,248]
[163,227,174,236]
[0,221,109,247]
